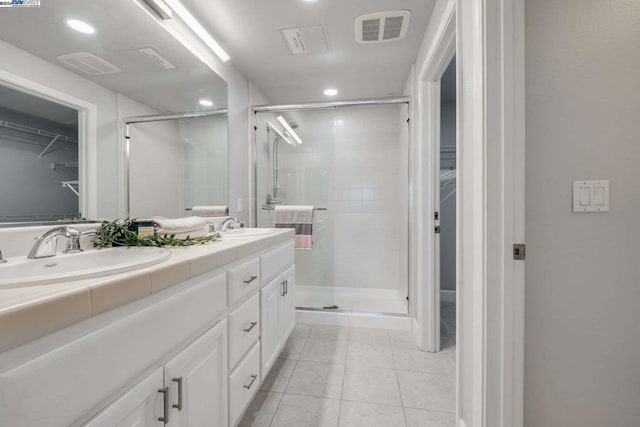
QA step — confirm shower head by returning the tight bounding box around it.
[288,121,299,129]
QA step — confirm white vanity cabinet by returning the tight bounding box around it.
[84,368,165,427]
[85,320,227,427]
[163,320,228,427]
[0,234,295,427]
[260,265,295,375]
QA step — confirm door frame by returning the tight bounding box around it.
[413,0,526,426]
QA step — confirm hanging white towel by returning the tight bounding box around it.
[153,216,208,233]
[274,205,314,250]
[192,206,229,217]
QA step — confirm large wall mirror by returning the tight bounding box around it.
[0,0,228,225]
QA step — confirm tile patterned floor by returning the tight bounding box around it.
[238,320,456,427]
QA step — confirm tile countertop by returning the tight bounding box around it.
[0,229,294,353]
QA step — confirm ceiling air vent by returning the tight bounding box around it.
[355,10,411,43]
[56,53,121,75]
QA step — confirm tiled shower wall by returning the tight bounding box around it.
[256,104,409,294]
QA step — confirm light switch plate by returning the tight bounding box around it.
[572,180,609,212]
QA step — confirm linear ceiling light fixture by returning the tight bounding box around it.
[267,121,295,146]
[163,0,230,62]
[142,0,173,20]
[277,116,303,144]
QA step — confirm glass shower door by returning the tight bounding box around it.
[255,104,409,314]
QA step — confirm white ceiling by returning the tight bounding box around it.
[0,0,227,113]
[184,0,436,104]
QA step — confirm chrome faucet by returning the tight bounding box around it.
[219,217,245,231]
[27,226,84,259]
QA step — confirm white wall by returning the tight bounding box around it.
[525,1,640,426]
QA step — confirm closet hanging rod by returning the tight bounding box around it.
[0,120,78,143]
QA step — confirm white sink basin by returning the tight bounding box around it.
[0,247,171,288]
[220,228,275,237]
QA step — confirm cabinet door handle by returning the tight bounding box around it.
[243,275,258,284]
[285,280,288,295]
[172,377,183,411]
[243,374,258,390]
[243,321,258,333]
[158,387,169,424]
[281,281,286,296]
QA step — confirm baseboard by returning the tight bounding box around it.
[295,309,412,331]
[441,289,456,303]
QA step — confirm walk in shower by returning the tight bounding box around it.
[254,100,410,315]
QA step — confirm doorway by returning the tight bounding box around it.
[437,57,457,352]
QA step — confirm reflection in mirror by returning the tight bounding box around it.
[0,86,80,222]
[0,0,228,225]
[126,112,228,219]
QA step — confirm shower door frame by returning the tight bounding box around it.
[122,109,228,218]
[251,97,412,316]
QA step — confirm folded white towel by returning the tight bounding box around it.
[192,206,228,217]
[153,216,208,233]
[156,224,209,240]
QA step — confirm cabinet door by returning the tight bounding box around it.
[84,368,164,427]
[260,275,282,375]
[279,265,296,342]
[164,320,227,427]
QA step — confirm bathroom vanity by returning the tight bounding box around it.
[0,229,295,427]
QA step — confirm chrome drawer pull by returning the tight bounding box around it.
[172,377,183,411]
[243,321,258,333]
[243,374,258,390]
[158,387,169,424]
[243,275,258,284]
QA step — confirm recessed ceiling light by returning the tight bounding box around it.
[66,19,95,34]
[324,88,338,96]
[199,99,214,107]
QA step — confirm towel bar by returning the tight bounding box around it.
[261,206,327,211]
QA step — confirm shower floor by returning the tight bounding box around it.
[295,285,408,314]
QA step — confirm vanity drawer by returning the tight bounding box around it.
[228,293,260,369]
[227,257,260,306]
[229,341,261,427]
[260,241,294,285]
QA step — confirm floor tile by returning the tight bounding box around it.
[300,338,348,363]
[286,360,345,399]
[309,325,349,341]
[261,358,297,392]
[238,391,283,427]
[292,323,312,338]
[404,408,456,427]
[347,341,394,369]
[397,370,455,413]
[348,327,390,345]
[342,365,402,406]
[280,336,307,360]
[270,394,340,427]
[339,401,406,427]
[392,346,451,375]
[388,330,416,348]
